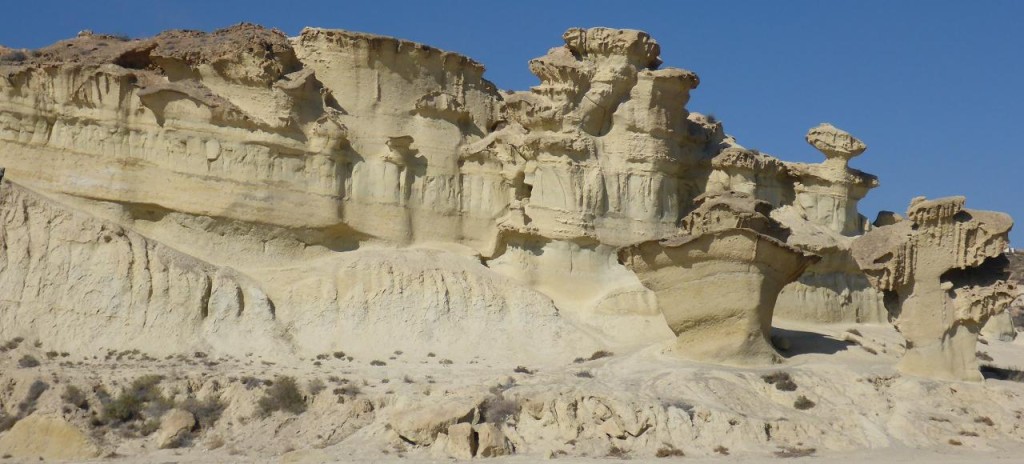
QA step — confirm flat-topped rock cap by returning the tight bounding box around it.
[806,123,867,160]
[562,27,661,68]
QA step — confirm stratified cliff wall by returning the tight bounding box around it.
[0,24,1013,367]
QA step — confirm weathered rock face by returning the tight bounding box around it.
[0,24,1016,379]
[852,197,1015,381]
[774,124,887,324]
[620,192,817,365]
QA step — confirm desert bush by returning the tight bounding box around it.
[17,380,49,415]
[139,419,160,436]
[793,395,816,410]
[513,366,534,375]
[62,385,89,410]
[575,370,593,378]
[607,445,628,458]
[714,445,730,455]
[257,376,306,417]
[762,372,798,391]
[975,416,995,426]
[179,395,226,429]
[333,385,361,397]
[102,375,167,425]
[656,445,684,457]
[370,360,386,366]
[17,355,40,368]
[332,351,346,359]
[308,379,326,396]
[0,51,27,63]
[0,414,17,433]
[480,392,519,424]
[976,351,994,362]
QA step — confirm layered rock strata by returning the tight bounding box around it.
[774,124,888,323]
[0,24,1016,378]
[852,196,1015,381]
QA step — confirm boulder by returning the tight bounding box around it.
[0,415,100,460]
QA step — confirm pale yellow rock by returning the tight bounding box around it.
[852,196,1016,381]
[156,408,196,449]
[621,193,818,365]
[445,423,478,459]
[0,415,100,460]
[387,397,478,445]
[475,422,512,457]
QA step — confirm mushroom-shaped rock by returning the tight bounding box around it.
[806,123,866,165]
[620,192,818,365]
[851,196,1016,381]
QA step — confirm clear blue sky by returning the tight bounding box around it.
[3,0,1022,243]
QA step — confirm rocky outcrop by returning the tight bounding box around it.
[774,124,887,324]
[0,181,285,358]
[0,23,1016,378]
[621,192,818,365]
[852,196,1015,381]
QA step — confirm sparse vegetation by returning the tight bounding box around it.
[607,445,628,458]
[308,379,326,396]
[333,351,346,359]
[178,395,226,430]
[575,370,593,378]
[655,445,684,457]
[257,376,306,417]
[948,439,962,446]
[775,446,816,458]
[62,385,89,410]
[17,355,40,368]
[762,372,798,391]
[370,360,387,366]
[793,395,816,410]
[480,391,520,424]
[439,358,453,366]
[0,50,28,63]
[102,375,169,425]
[18,380,49,415]
[513,365,535,375]
[714,445,730,455]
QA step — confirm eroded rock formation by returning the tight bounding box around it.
[620,192,817,365]
[768,124,887,324]
[0,24,1016,381]
[852,197,1015,381]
